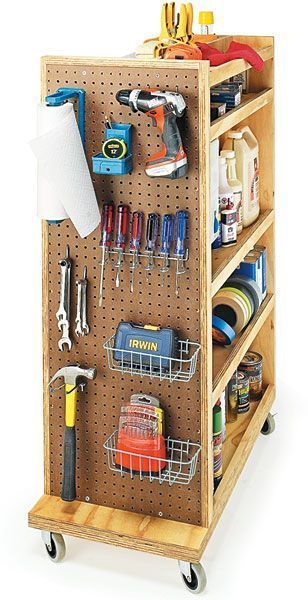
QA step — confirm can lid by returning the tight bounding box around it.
[199,11,214,25]
[240,351,263,365]
[213,405,222,434]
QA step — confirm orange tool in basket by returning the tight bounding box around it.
[115,395,167,475]
[116,431,167,475]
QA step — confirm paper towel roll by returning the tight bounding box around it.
[30,103,100,238]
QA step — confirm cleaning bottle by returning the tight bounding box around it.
[222,126,260,227]
[221,150,243,234]
[210,139,221,249]
[219,157,237,247]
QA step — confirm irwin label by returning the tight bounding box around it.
[129,339,158,352]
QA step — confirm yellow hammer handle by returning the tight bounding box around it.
[65,384,78,427]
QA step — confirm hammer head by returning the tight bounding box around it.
[49,363,97,386]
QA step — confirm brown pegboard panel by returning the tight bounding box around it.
[45,62,202,525]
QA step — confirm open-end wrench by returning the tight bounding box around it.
[58,321,72,351]
[75,267,89,336]
[56,246,72,351]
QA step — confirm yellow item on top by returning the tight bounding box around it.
[199,11,214,25]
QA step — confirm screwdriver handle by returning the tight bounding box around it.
[145,213,159,251]
[115,205,129,249]
[130,211,143,251]
[160,214,174,254]
[100,201,114,248]
[174,210,188,256]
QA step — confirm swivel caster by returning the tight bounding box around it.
[41,531,66,563]
[178,560,207,594]
[261,412,276,436]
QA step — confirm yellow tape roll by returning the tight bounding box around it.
[213,290,249,334]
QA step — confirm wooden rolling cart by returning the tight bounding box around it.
[28,35,275,594]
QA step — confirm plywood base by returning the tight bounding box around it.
[29,385,275,562]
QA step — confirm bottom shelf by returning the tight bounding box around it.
[28,385,275,562]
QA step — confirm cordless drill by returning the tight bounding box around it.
[116,89,188,179]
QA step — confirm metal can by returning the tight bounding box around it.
[237,371,250,414]
[227,371,238,422]
[239,351,263,401]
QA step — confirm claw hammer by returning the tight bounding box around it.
[49,365,97,502]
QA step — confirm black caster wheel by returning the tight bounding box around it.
[179,561,207,594]
[42,532,66,563]
[261,412,276,436]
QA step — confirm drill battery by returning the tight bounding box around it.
[114,322,179,371]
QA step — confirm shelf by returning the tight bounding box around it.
[210,89,273,141]
[212,209,274,298]
[209,44,274,87]
[28,385,275,563]
[209,384,275,541]
[212,293,275,405]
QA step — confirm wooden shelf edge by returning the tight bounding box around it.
[211,209,274,298]
[209,45,274,86]
[210,89,273,141]
[212,293,275,405]
[200,384,276,554]
[28,494,207,562]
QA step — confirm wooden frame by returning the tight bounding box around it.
[29,34,275,565]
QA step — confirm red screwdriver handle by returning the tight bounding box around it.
[130,211,143,251]
[115,205,129,249]
[100,201,114,248]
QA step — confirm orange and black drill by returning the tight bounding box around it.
[116,89,188,179]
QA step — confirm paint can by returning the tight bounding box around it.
[227,371,238,422]
[217,389,227,442]
[237,371,250,414]
[239,351,263,400]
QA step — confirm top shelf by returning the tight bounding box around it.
[209,43,274,86]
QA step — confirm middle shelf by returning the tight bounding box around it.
[212,293,274,405]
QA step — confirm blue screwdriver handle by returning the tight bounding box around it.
[174,210,188,257]
[160,214,174,254]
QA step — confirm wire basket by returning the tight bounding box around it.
[103,336,201,382]
[104,431,201,486]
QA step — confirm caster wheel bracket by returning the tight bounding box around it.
[41,530,52,551]
[179,560,192,582]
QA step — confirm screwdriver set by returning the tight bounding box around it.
[98,202,189,298]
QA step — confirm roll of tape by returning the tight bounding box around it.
[227,275,262,312]
[213,290,249,334]
[212,316,235,346]
[225,281,256,317]
[221,286,252,321]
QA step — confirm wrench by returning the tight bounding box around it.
[56,246,72,351]
[75,267,89,337]
[58,321,72,351]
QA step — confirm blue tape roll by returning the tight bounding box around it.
[212,316,235,346]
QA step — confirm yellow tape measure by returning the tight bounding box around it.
[102,137,127,160]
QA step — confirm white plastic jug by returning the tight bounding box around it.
[223,126,260,227]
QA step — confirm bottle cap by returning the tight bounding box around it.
[221,150,235,159]
[228,131,243,139]
[213,405,222,434]
[199,11,214,25]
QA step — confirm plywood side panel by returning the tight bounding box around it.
[42,60,204,525]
